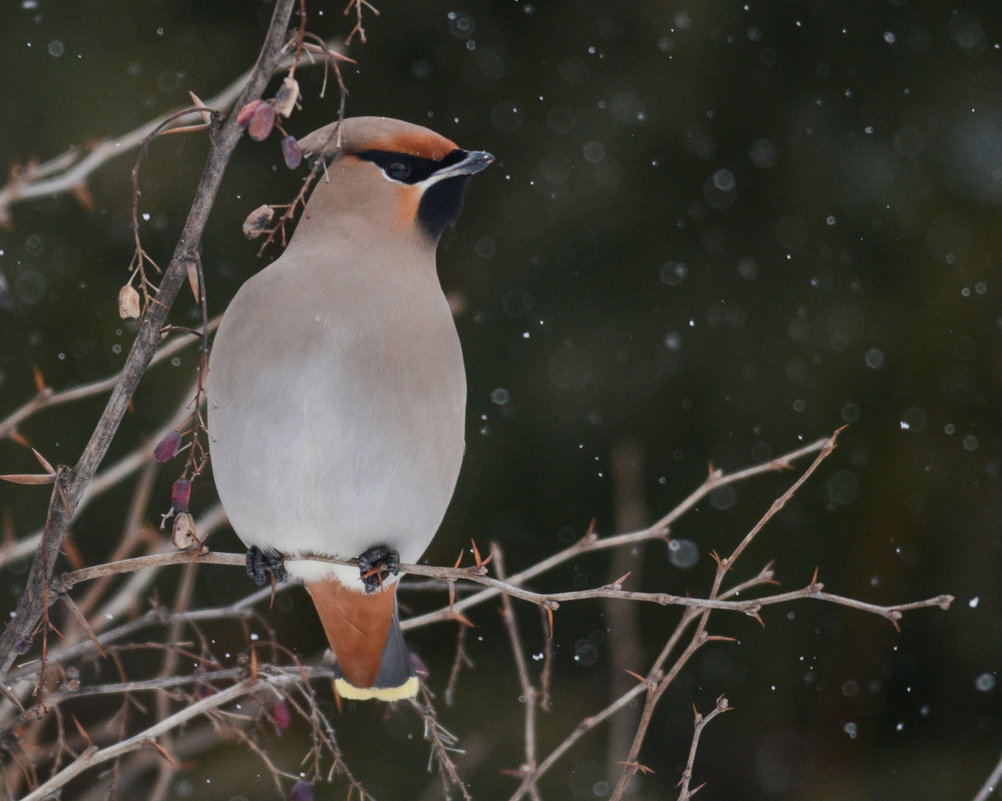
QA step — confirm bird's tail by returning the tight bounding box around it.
[306,577,418,701]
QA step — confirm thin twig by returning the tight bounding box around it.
[676,695,730,800]
[496,547,541,799]
[403,437,832,631]
[606,430,846,801]
[0,320,217,444]
[409,695,472,801]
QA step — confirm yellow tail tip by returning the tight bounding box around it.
[334,675,419,702]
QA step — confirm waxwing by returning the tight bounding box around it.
[208,116,493,700]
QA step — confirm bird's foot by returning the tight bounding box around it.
[246,546,287,587]
[357,545,400,593]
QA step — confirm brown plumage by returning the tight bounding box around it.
[306,579,398,691]
[208,117,492,700]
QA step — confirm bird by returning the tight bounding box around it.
[207,116,492,701]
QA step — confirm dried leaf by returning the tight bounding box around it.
[248,102,276,142]
[118,284,141,320]
[274,76,299,118]
[242,204,274,239]
[171,512,197,550]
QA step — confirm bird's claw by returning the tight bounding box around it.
[246,546,287,587]
[357,545,399,593]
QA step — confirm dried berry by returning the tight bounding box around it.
[274,76,299,118]
[289,781,313,801]
[171,478,191,513]
[118,284,141,320]
[242,204,275,239]
[236,99,263,128]
[171,512,197,550]
[281,135,302,169]
[271,700,291,731]
[154,430,182,462]
[248,102,276,142]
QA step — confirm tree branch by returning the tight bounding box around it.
[17,673,307,801]
[0,0,301,681]
[0,40,342,224]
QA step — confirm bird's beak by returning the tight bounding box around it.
[434,150,495,180]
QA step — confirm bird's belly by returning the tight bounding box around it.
[208,302,465,581]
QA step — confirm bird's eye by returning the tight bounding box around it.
[386,161,411,180]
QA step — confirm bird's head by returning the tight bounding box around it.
[296,116,493,243]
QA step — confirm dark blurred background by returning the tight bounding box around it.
[1,1,1000,799]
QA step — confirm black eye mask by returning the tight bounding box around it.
[357,148,469,185]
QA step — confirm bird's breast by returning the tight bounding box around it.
[208,252,466,576]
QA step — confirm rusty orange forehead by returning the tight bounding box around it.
[359,130,460,161]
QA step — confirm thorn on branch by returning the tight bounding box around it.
[618,760,655,775]
[470,539,492,570]
[0,472,57,486]
[744,607,764,626]
[146,737,181,769]
[71,713,93,747]
[709,550,731,572]
[608,571,631,590]
[623,669,654,691]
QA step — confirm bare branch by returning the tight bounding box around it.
[496,547,541,797]
[409,695,472,801]
[0,0,303,681]
[17,675,311,801]
[402,436,833,631]
[0,41,343,224]
[676,695,730,800]
[0,321,217,444]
